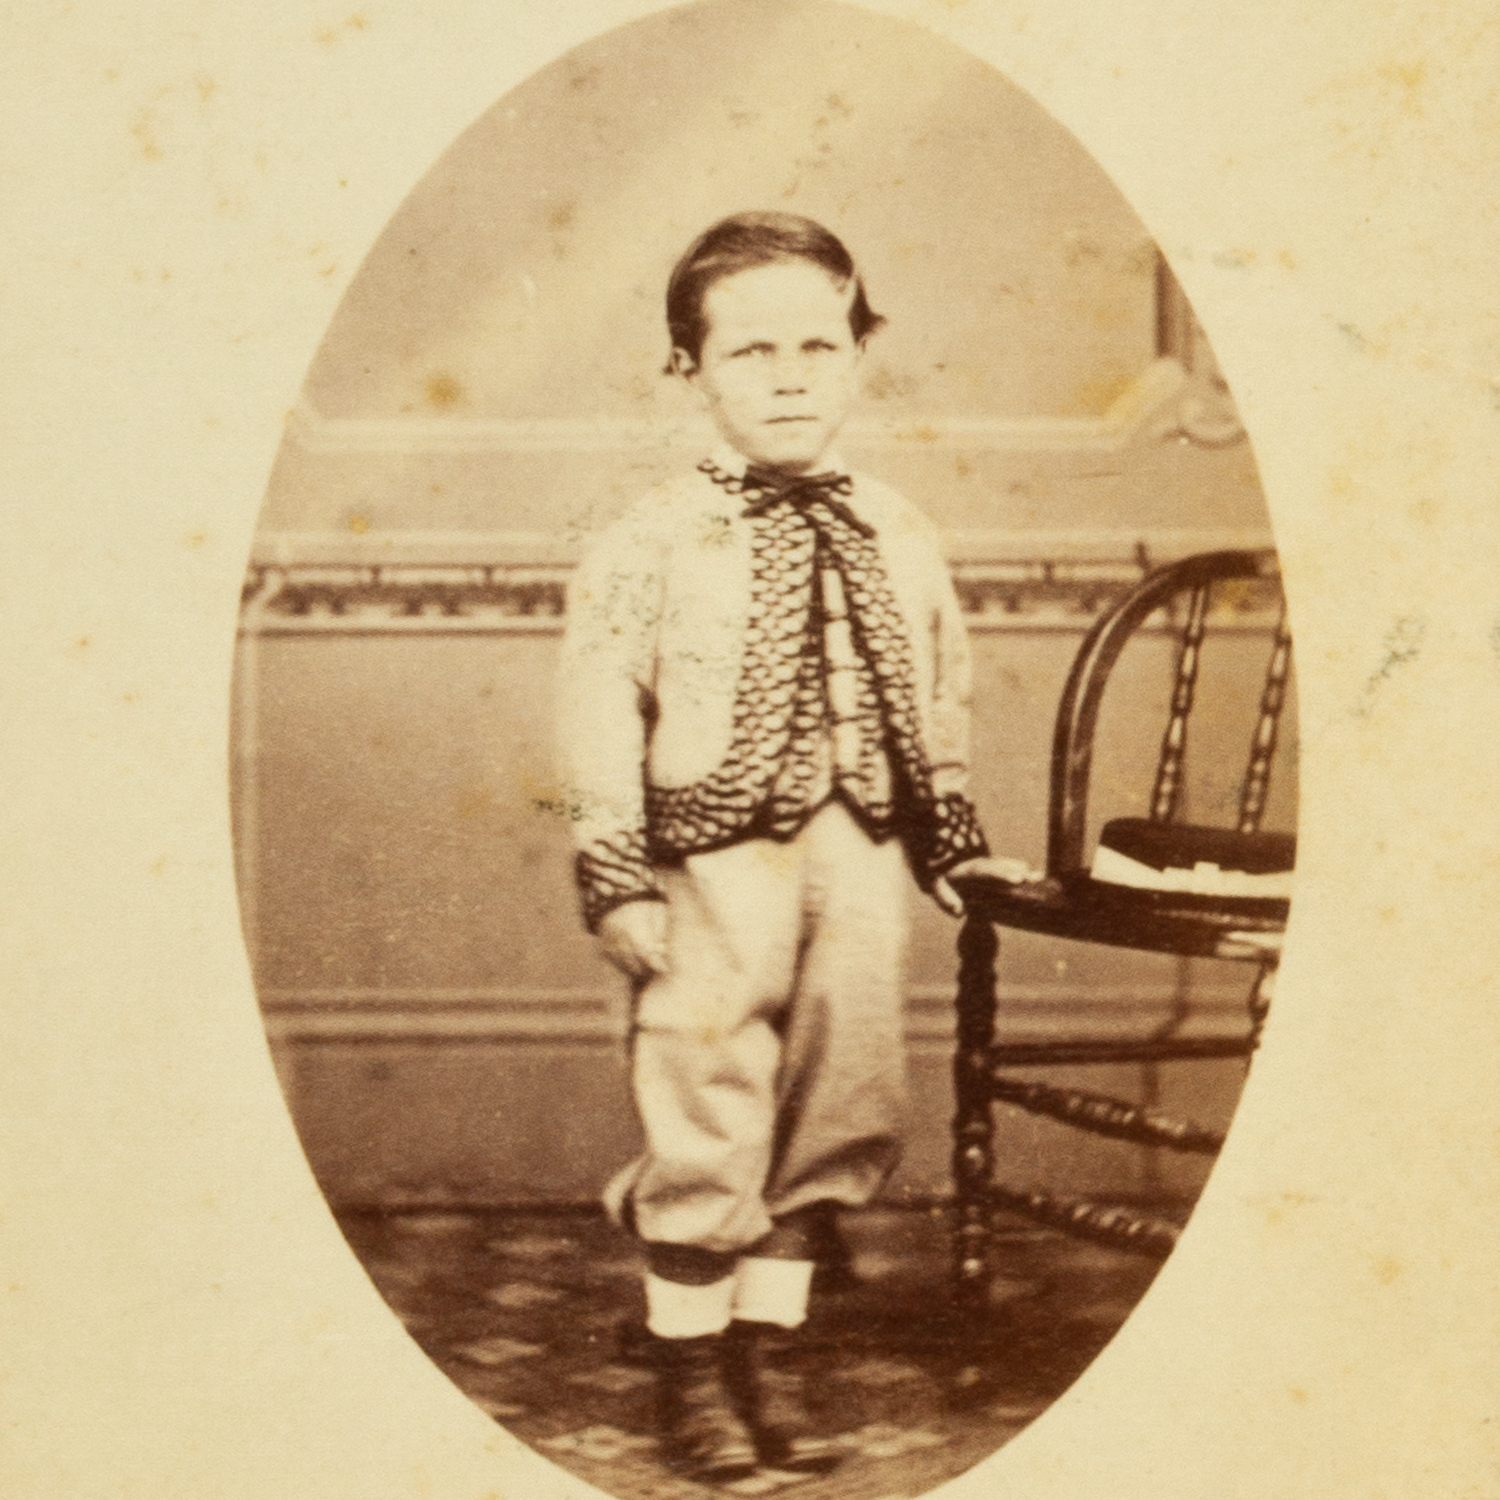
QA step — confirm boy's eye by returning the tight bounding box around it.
[729,342,775,358]
[803,339,838,353]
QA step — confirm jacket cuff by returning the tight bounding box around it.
[576,829,666,934]
[917,792,990,887]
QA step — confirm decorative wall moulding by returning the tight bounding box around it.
[286,358,1201,457]
[257,983,1252,1047]
[239,530,1279,638]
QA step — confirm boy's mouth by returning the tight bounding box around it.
[766,415,818,424]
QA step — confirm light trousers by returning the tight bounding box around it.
[607,801,911,1254]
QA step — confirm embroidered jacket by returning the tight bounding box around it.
[557,452,988,931]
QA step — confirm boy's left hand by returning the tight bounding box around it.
[931,856,1041,917]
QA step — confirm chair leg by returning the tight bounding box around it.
[1246,959,1276,1053]
[952,912,999,1305]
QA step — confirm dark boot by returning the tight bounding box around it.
[753,1203,859,1296]
[806,1206,860,1295]
[648,1331,760,1483]
[724,1320,842,1475]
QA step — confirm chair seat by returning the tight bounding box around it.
[953,869,1287,960]
[1091,818,1296,898]
[1095,818,1295,874]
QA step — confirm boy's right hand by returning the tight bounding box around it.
[597,900,670,980]
[931,855,1043,916]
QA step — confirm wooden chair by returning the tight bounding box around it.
[948,549,1293,1299]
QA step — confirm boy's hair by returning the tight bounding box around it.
[666,211,886,369]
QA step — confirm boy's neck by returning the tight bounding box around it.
[714,442,846,480]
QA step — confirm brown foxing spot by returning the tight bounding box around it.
[317,14,368,45]
[865,366,916,401]
[425,374,463,409]
[1069,372,1135,414]
[1262,1191,1315,1227]
[1379,59,1426,115]
[130,108,163,161]
[1090,295,1137,333]
[455,787,495,820]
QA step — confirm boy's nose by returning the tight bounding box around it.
[770,351,813,392]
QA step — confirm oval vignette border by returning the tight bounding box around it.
[3,4,1497,1500]
[234,5,1292,1498]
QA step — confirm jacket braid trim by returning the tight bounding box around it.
[915,791,991,885]
[576,829,666,934]
[642,462,967,878]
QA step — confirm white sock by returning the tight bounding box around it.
[643,1271,737,1339]
[731,1257,814,1329]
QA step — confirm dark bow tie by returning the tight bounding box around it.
[739,464,874,539]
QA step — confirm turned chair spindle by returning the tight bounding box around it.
[949,551,1293,1300]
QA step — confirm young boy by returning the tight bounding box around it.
[557,212,1016,1482]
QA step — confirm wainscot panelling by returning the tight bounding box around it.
[259,985,1256,1208]
[233,509,1292,1211]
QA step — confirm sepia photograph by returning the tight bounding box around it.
[233,6,1292,1494]
[4,3,1499,1499]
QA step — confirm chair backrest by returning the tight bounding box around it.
[1045,550,1291,878]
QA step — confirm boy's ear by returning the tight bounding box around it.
[667,347,698,380]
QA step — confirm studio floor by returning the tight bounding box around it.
[339,1204,1167,1500]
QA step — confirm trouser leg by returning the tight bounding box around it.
[763,803,910,1223]
[717,809,902,1479]
[614,846,804,1479]
[612,809,898,1480]
[611,804,909,1254]
[619,836,804,1254]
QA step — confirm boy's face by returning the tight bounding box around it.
[680,260,864,473]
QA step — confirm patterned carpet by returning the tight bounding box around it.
[339,1205,1164,1500]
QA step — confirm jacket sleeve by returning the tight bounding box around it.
[555,508,667,933]
[914,535,989,884]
